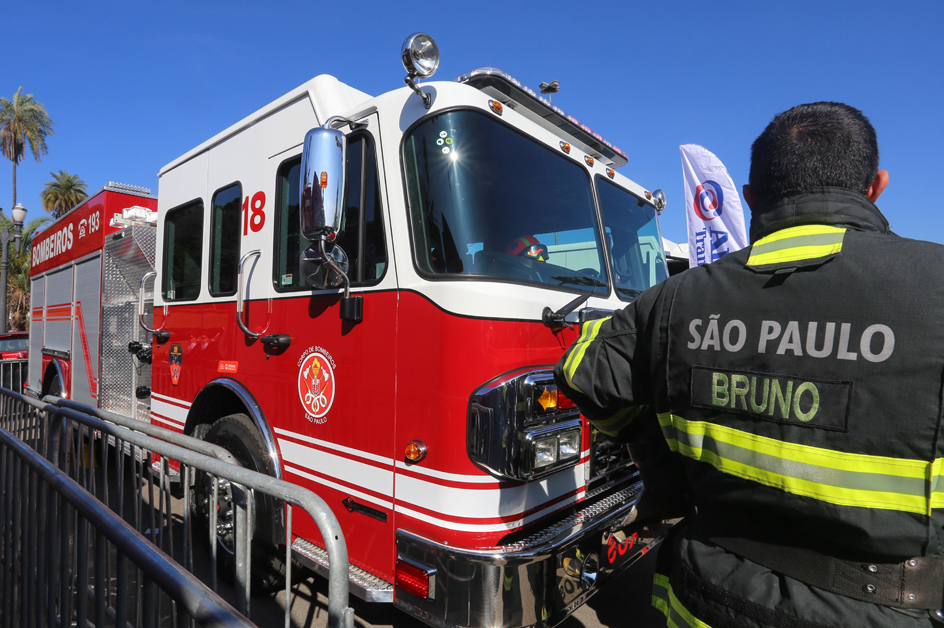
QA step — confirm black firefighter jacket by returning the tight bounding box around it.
[554,188,944,628]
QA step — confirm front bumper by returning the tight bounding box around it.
[395,474,670,628]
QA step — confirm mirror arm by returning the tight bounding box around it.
[319,240,351,300]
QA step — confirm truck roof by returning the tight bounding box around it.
[158,75,373,177]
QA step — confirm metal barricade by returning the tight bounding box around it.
[0,425,253,628]
[0,358,26,394]
[0,389,355,628]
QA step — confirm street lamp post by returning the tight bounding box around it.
[0,203,27,332]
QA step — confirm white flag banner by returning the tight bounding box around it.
[680,144,748,267]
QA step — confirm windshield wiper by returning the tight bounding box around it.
[616,287,642,298]
[551,275,607,288]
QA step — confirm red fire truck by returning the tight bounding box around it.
[28,182,158,418]
[29,34,672,627]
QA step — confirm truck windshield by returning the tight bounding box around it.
[403,109,608,295]
[596,177,667,300]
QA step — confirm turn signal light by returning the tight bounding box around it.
[404,440,427,463]
[320,172,328,189]
[396,558,433,599]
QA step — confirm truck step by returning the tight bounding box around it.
[292,536,394,603]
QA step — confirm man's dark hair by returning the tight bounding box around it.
[748,102,879,201]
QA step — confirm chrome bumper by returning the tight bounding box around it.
[395,476,669,628]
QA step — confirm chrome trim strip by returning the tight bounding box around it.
[197,378,283,480]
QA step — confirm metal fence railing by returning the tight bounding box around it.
[0,358,26,394]
[0,425,253,628]
[0,389,355,628]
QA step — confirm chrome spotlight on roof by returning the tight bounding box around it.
[652,189,667,213]
[401,33,439,109]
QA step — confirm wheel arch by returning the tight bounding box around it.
[42,359,67,397]
[185,377,283,480]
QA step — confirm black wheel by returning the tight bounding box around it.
[44,372,63,398]
[193,413,285,591]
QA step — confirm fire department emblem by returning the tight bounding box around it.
[169,343,183,386]
[297,348,335,420]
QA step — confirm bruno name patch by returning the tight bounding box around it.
[690,366,852,431]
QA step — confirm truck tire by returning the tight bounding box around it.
[44,373,63,398]
[194,413,285,591]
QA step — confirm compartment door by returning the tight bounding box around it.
[27,276,45,393]
[72,255,102,405]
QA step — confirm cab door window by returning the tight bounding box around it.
[274,132,387,291]
[163,199,204,301]
[209,182,242,296]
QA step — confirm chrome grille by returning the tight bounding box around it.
[588,428,635,491]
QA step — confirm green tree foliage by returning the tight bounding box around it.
[0,215,51,330]
[0,87,54,211]
[41,170,87,219]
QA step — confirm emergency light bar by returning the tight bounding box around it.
[456,67,629,168]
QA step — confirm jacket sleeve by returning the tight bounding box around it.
[553,296,653,440]
[555,286,692,516]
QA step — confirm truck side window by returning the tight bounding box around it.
[163,199,204,301]
[209,182,242,296]
[274,132,387,291]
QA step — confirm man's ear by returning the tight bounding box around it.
[867,170,889,203]
[742,184,758,211]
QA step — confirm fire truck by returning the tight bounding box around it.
[27,182,158,418]
[28,34,672,628]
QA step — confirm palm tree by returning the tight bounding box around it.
[0,214,51,330]
[0,87,54,211]
[41,170,87,219]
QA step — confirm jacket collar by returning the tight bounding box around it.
[749,187,891,243]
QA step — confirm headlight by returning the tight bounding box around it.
[558,429,581,460]
[468,369,583,481]
[534,436,559,468]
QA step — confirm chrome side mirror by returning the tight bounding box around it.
[300,125,346,241]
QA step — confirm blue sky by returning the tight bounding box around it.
[4,0,942,246]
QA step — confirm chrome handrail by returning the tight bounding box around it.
[138,270,165,335]
[236,250,269,339]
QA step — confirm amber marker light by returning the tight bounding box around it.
[606,168,615,179]
[585,155,594,167]
[537,386,558,412]
[405,440,428,464]
[488,100,503,115]
[560,141,571,154]
[320,172,328,189]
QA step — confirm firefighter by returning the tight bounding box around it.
[554,101,944,627]
[506,235,550,262]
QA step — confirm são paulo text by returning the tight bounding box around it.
[687,315,894,363]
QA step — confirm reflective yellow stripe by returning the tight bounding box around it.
[932,458,944,509]
[658,413,940,515]
[747,225,845,267]
[592,405,644,437]
[562,317,610,394]
[652,573,713,628]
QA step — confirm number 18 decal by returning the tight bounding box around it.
[243,191,266,235]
